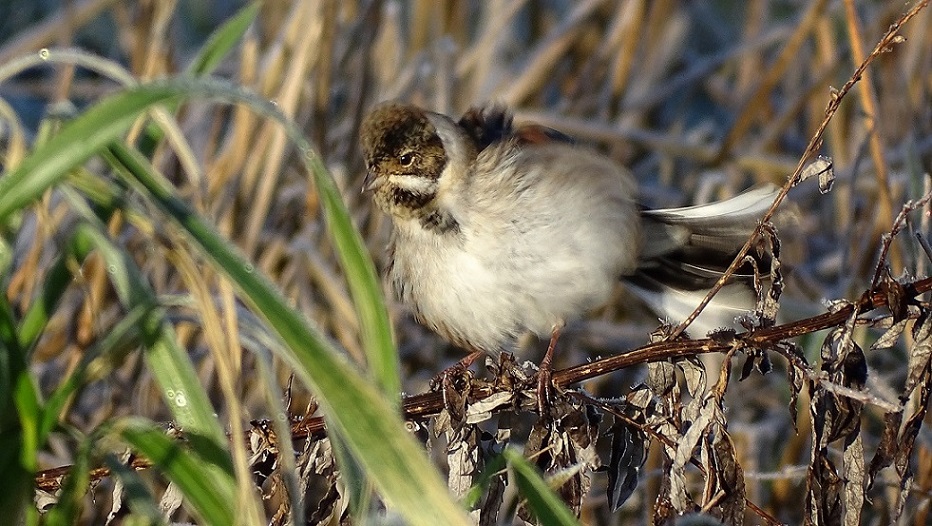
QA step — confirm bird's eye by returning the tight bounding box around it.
[399,153,414,166]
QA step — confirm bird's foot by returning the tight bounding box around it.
[429,349,483,391]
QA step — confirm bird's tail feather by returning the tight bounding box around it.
[627,185,780,334]
[625,275,756,336]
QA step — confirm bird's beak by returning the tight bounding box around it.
[361,171,383,194]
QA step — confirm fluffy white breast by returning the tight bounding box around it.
[389,141,641,354]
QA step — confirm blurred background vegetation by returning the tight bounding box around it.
[1,0,930,524]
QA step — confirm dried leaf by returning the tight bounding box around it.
[711,430,746,525]
[913,309,932,341]
[442,371,469,425]
[904,312,932,398]
[784,344,807,433]
[680,357,708,423]
[679,357,707,398]
[842,433,865,526]
[883,270,909,323]
[648,360,676,396]
[626,384,653,412]
[668,471,692,518]
[105,478,124,525]
[866,410,902,490]
[300,437,341,525]
[653,472,677,525]
[248,419,278,487]
[522,402,600,517]
[307,482,342,525]
[757,222,784,326]
[870,318,908,351]
[842,345,868,389]
[446,425,482,498]
[465,391,514,424]
[671,396,719,513]
[884,368,930,524]
[564,404,601,453]
[808,374,849,526]
[478,467,506,526]
[433,408,453,437]
[890,472,912,524]
[806,456,843,526]
[740,350,772,381]
[758,352,773,375]
[675,400,716,470]
[606,420,647,511]
[815,324,867,445]
[158,481,184,520]
[35,490,58,514]
[821,326,843,363]
[798,155,834,193]
[819,388,862,447]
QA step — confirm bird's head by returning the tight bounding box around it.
[360,103,474,221]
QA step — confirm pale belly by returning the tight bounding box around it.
[390,224,625,354]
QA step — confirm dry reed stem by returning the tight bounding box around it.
[842,0,899,270]
[502,0,607,105]
[243,2,321,257]
[717,0,829,163]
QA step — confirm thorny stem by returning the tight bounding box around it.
[669,0,930,340]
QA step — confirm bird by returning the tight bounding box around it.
[359,102,777,407]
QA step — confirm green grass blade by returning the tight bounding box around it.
[137,3,261,157]
[305,151,399,399]
[114,417,236,525]
[106,142,467,525]
[0,294,23,427]
[15,251,76,352]
[0,301,36,523]
[186,2,261,76]
[62,190,235,499]
[103,455,164,524]
[1,292,43,524]
[0,87,184,224]
[0,78,397,399]
[68,222,229,453]
[40,304,149,441]
[0,78,456,523]
[44,436,92,526]
[504,448,580,526]
[329,429,374,521]
[17,169,142,353]
[463,452,507,508]
[250,343,304,521]
[59,182,229,453]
